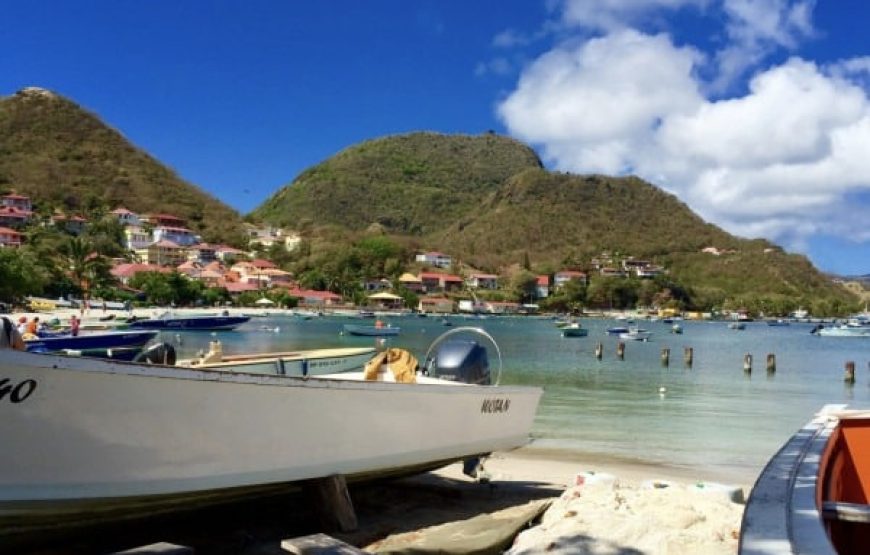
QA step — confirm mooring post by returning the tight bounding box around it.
[743,353,752,374]
[766,353,776,373]
[684,347,693,368]
[303,474,358,532]
[594,341,603,360]
[661,348,670,367]
[616,341,625,360]
[845,361,856,385]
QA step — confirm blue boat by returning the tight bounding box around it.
[25,330,159,360]
[606,326,629,335]
[128,312,251,331]
[342,323,400,336]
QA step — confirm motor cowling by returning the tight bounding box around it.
[134,342,177,365]
[425,339,490,385]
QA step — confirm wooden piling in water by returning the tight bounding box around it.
[684,347,693,367]
[845,361,856,384]
[595,342,603,360]
[743,353,752,374]
[766,353,776,373]
[661,348,670,367]
[616,341,625,360]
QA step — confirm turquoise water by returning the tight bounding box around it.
[165,315,870,483]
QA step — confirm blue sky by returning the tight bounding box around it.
[2,1,870,275]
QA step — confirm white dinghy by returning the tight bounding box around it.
[0,327,541,538]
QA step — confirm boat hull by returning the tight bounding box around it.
[342,324,400,336]
[817,327,870,338]
[0,350,541,534]
[177,347,377,376]
[25,330,158,358]
[128,316,251,331]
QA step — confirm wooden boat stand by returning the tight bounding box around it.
[303,474,358,533]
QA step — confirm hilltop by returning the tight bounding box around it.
[252,131,542,235]
[0,87,246,245]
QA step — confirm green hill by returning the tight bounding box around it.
[0,87,246,245]
[254,132,857,311]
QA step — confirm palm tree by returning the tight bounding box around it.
[58,236,112,305]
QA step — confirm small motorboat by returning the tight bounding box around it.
[728,322,746,330]
[561,323,588,337]
[740,405,870,555]
[670,324,683,334]
[24,330,159,361]
[342,323,400,336]
[606,326,629,335]
[129,312,251,331]
[619,328,651,341]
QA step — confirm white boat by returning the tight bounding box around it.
[814,317,870,338]
[619,328,651,341]
[176,342,378,376]
[740,405,869,555]
[0,327,541,536]
[728,322,746,330]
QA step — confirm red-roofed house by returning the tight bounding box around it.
[536,275,550,298]
[137,240,186,267]
[0,206,32,228]
[51,213,88,235]
[153,225,199,247]
[554,270,588,289]
[415,251,452,269]
[216,245,244,262]
[250,259,277,269]
[1,193,31,212]
[111,207,141,227]
[111,263,170,285]
[187,243,218,263]
[286,289,343,307]
[224,282,261,294]
[419,272,464,292]
[0,226,23,247]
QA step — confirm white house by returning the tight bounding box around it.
[466,273,498,290]
[415,251,452,269]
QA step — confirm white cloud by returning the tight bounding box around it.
[559,0,709,31]
[498,28,870,252]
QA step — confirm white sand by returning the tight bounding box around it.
[432,449,747,555]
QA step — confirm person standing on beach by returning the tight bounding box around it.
[70,314,80,337]
[0,316,26,350]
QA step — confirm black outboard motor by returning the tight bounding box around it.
[425,339,491,385]
[133,342,177,365]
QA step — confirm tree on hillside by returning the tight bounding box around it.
[57,236,112,304]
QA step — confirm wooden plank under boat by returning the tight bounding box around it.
[740,405,870,554]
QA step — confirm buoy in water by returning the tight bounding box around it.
[658,386,667,394]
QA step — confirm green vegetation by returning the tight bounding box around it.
[0,88,247,246]
[254,133,859,316]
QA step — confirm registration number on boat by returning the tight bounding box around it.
[481,398,510,414]
[0,378,37,404]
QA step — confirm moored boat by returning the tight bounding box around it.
[176,342,377,376]
[740,405,870,555]
[24,330,159,361]
[128,312,251,331]
[619,328,651,341]
[342,323,400,336]
[0,327,542,539]
[561,323,588,337]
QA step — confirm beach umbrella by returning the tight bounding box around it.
[255,297,275,305]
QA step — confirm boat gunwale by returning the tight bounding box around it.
[1,350,540,395]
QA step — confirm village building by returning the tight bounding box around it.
[419,297,454,314]
[398,272,424,292]
[0,226,23,247]
[110,207,142,227]
[536,275,550,298]
[466,273,499,290]
[419,272,464,293]
[415,251,452,269]
[554,270,588,289]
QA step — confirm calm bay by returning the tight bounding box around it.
[167,313,870,485]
